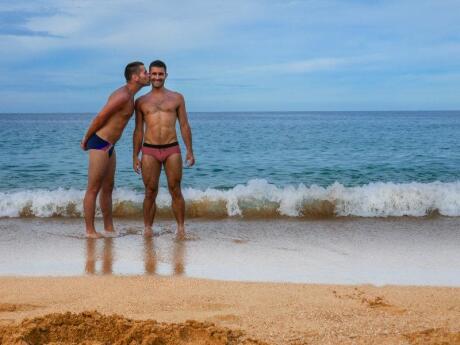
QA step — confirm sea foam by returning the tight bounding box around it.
[0,179,459,218]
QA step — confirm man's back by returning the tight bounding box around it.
[96,86,135,144]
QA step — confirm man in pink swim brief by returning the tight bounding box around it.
[133,60,195,239]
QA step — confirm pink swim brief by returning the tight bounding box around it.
[142,142,181,163]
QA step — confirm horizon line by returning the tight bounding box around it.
[1,109,460,115]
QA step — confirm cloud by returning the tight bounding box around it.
[244,58,348,74]
[1,0,262,56]
[239,55,384,75]
[0,69,119,90]
[0,9,60,37]
[1,0,460,111]
[24,14,82,37]
[400,72,460,83]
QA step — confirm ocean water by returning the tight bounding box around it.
[1,111,460,218]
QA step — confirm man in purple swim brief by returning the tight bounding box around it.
[85,133,115,157]
[81,62,149,238]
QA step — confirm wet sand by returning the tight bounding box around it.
[0,217,459,285]
[0,276,460,344]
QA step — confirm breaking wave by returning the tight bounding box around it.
[1,179,460,219]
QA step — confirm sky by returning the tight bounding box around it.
[1,0,460,112]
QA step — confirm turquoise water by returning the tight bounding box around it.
[1,111,460,218]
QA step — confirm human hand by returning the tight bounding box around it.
[185,152,195,167]
[133,156,142,174]
[80,136,88,151]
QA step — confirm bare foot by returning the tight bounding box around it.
[175,227,186,241]
[102,230,119,238]
[86,231,103,239]
[144,227,154,238]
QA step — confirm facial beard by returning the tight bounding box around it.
[152,81,164,89]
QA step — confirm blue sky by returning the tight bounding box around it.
[1,0,460,112]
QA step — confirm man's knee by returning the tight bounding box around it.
[145,187,159,201]
[86,185,101,196]
[168,184,183,200]
[101,180,114,194]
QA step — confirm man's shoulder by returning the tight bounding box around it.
[111,86,131,103]
[134,93,149,107]
[135,93,148,105]
[166,89,184,101]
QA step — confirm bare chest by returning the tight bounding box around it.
[142,97,179,114]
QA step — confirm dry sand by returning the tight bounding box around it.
[0,276,459,344]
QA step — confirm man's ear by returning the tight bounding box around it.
[165,72,168,79]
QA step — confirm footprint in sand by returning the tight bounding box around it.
[332,289,406,315]
[404,328,460,345]
[211,314,242,324]
[361,296,406,314]
[0,303,38,313]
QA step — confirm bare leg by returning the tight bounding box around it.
[99,150,116,233]
[164,153,185,238]
[141,154,162,237]
[83,150,111,238]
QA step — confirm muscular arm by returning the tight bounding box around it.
[81,92,129,148]
[177,94,195,166]
[132,99,144,173]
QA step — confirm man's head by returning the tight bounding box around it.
[149,60,167,89]
[124,61,150,86]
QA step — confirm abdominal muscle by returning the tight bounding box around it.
[143,113,178,145]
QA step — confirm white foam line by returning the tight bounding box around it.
[1,179,460,218]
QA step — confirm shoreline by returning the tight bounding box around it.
[1,276,460,344]
[1,217,459,286]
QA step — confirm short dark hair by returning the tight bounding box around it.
[149,60,167,72]
[124,61,144,82]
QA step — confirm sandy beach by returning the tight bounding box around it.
[0,276,459,344]
[1,218,459,344]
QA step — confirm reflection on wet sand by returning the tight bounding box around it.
[144,236,186,276]
[85,238,114,275]
[85,238,96,274]
[173,239,185,275]
[143,236,156,275]
[85,236,186,276]
[102,238,113,274]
